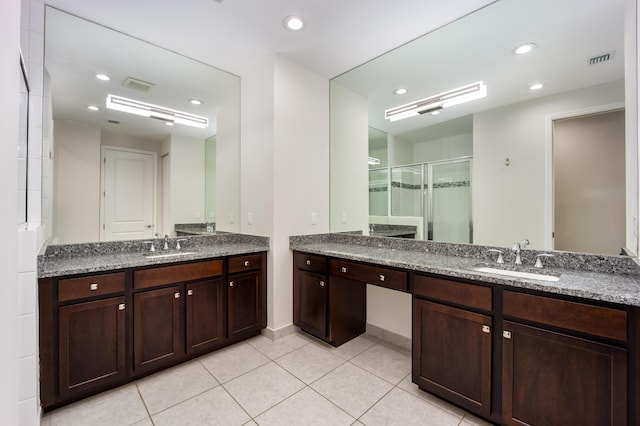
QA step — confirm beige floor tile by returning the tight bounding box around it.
[246,332,311,359]
[359,388,462,426]
[223,361,305,417]
[255,387,355,425]
[48,384,148,426]
[351,343,411,385]
[461,412,494,426]
[311,333,379,360]
[152,386,250,426]
[198,342,270,383]
[131,419,153,426]
[136,360,219,414]
[276,342,345,384]
[311,363,393,418]
[397,374,467,418]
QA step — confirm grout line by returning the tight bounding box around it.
[133,382,154,425]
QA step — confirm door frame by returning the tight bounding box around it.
[544,102,624,250]
[100,145,158,241]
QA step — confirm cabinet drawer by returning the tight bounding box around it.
[134,260,223,290]
[58,272,125,302]
[414,275,492,312]
[329,259,407,292]
[503,291,627,341]
[294,252,326,273]
[228,254,263,274]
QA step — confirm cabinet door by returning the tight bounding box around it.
[228,271,262,340]
[58,296,126,399]
[294,269,327,339]
[186,279,225,354]
[502,321,627,426]
[412,298,492,416]
[133,286,182,372]
[327,276,366,347]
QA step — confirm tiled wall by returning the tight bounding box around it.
[19,0,45,424]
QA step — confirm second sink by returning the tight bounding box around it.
[144,251,195,259]
[473,266,560,282]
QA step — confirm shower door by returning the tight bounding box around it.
[424,158,472,243]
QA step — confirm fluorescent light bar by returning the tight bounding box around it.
[106,94,209,129]
[385,81,487,122]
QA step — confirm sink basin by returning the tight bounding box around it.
[144,251,195,259]
[472,267,560,282]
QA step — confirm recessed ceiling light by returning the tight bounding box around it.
[95,73,111,81]
[513,43,537,55]
[394,88,408,95]
[87,105,100,111]
[283,15,305,31]
[430,110,441,115]
[189,99,203,105]
[529,83,544,91]
[165,121,175,126]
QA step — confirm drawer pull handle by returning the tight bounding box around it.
[320,281,325,287]
[482,325,491,334]
[379,274,385,282]
[174,292,180,299]
[118,303,125,311]
[90,283,98,291]
[306,260,311,266]
[341,267,347,273]
[503,330,512,339]
[244,261,249,267]
[187,289,193,296]
[230,281,234,287]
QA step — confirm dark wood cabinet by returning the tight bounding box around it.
[186,279,225,354]
[502,321,627,426]
[58,296,126,399]
[294,269,327,339]
[133,285,182,372]
[227,253,267,341]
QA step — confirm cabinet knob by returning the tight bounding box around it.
[379,274,385,282]
[503,330,512,339]
[90,283,98,291]
[341,267,347,273]
[174,292,180,299]
[187,289,193,296]
[118,303,125,311]
[482,325,491,334]
[319,281,325,287]
[244,261,249,267]
[230,281,234,287]
[306,259,311,266]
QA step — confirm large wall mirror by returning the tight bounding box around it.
[44,7,240,243]
[330,0,636,256]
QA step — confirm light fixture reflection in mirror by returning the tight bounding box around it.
[43,6,240,244]
[330,0,634,257]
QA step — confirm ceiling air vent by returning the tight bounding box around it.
[122,77,155,92]
[587,51,615,66]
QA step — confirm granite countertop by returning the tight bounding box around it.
[290,233,640,308]
[39,233,269,278]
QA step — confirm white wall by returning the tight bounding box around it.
[53,121,101,243]
[626,0,639,255]
[242,54,329,332]
[473,80,625,249]
[169,134,205,228]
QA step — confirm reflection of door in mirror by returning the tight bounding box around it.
[553,110,625,255]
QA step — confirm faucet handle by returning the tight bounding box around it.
[534,253,554,268]
[176,238,187,250]
[143,241,156,252]
[487,249,504,264]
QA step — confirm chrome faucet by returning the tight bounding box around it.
[163,234,170,250]
[512,239,529,265]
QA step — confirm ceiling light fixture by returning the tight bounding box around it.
[283,15,305,31]
[368,157,381,166]
[87,105,100,111]
[189,99,203,105]
[513,43,537,55]
[106,94,209,128]
[95,73,111,81]
[385,81,487,122]
[394,88,408,95]
[529,83,544,91]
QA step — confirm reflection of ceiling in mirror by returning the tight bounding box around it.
[45,7,239,141]
[333,0,624,143]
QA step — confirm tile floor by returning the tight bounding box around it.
[42,332,492,426]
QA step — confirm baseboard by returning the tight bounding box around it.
[366,323,412,350]
[261,323,298,340]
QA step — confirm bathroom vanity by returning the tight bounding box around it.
[37,233,268,410]
[291,233,640,426]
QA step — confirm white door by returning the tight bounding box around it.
[101,147,156,241]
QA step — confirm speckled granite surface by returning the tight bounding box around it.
[369,224,417,238]
[174,223,217,235]
[38,233,269,278]
[290,233,640,307]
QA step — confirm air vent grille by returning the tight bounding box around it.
[587,51,615,65]
[122,77,155,92]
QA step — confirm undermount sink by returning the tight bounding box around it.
[144,251,195,259]
[472,266,560,282]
